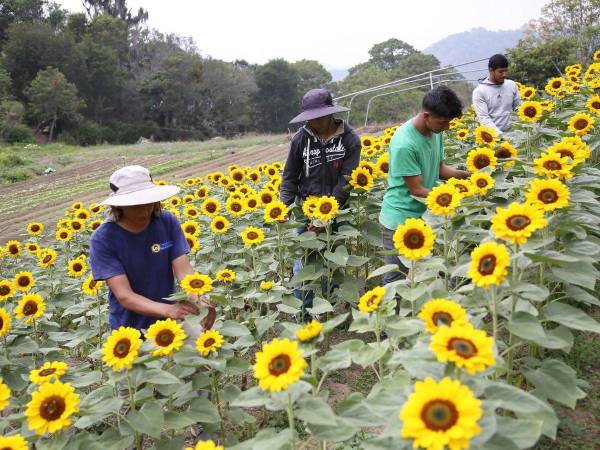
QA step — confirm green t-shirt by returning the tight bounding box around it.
[379,120,444,230]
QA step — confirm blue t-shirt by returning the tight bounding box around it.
[89,211,189,331]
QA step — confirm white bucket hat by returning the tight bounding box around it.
[100,165,180,206]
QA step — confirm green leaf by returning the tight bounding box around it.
[150,436,185,450]
[219,320,251,337]
[565,284,600,307]
[163,411,197,429]
[125,400,164,438]
[307,297,334,315]
[230,386,267,408]
[384,317,422,337]
[188,397,221,423]
[292,264,325,283]
[551,261,599,290]
[295,395,337,426]
[542,302,600,333]
[225,357,251,376]
[316,348,352,372]
[324,245,349,267]
[352,342,388,368]
[368,264,401,279]
[347,254,371,267]
[322,313,349,333]
[495,417,543,448]
[140,368,182,386]
[523,359,586,409]
[66,370,102,388]
[307,416,359,442]
[506,312,571,350]
[508,281,549,302]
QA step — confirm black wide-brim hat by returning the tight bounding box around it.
[289,88,350,124]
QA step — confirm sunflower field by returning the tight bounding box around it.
[1,58,600,450]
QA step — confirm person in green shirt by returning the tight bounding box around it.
[379,86,470,285]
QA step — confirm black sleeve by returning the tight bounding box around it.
[280,132,304,206]
[332,131,361,206]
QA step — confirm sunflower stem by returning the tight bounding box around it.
[311,353,317,396]
[410,260,416,317]
[490,285,498,345]
[506,244,520,386]
[3,335,8,360]
[374,312,384,378]
[213,373,224,438]
[287,391,297,450]
[443,217,449,291]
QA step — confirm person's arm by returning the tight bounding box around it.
[280,134,303,206]
[439,162,470,180]
[106,274,198,320]
[332,132,361,206]
[404,175,431,198]
[472,88,502,135]
[512,83,521,110]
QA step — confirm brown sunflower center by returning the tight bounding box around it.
[574,118,589,130]
[77,212,87,219]
[17,276,31,287]
[73,263,83,272]
[190,279,205,289]
[435,193,452,207]
[204,338,215,347]
[40,395,66,421]
[30,224,40,232]
[38,368,57,377]
[592,101,600,109]
[480,131,493,143]
[186,237,194,248]
[91,222,100,230]
[552,81,562,89]
[233,173,243,181]
[543,160,562,171]
[268,169,276,176]
[366,295,378,306]
[8,245,18,255]
[380,162,389,173]
[89,280,97,289]
[215,221,225,230]
[185,225,196,234]
[156,329,175,346]
[188,209,198,217]
[523,106,537,118]
[356,173,369,186]
[363,139,372,147]
[247,231,258,240]
[113,338,131,358]
[319,202,333,214]
[454,183,468,193]
[268,354,291,376]
[0,317,3,329]
[556,149,574,159]
[23,300,38,315]
[447,337,478,358]
[261,194,273,204]
[206,203,217,213]
[432,311,453,327]
[42,254,52,264]
[538,188,558,204]
[506,214,532,231]
[248,199,257,208]
[477,254,497,275]
[0,285,9,296]
[403,229,425,249]
[473,154,491,169]
[421,399,459,431]
[495,148,511,158]
[269,207,282,218]
[60,231,68,239]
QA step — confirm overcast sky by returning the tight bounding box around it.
[57,0,548,69]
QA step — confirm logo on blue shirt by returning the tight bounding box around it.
[151,241,174,253]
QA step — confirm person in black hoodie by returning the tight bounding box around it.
[281,88,361,320]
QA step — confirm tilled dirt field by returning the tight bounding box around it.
[0,143,288,243]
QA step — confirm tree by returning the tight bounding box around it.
[291,59,332,97]
[82,0,148,28]
[254,59,299,132]
[25,67,83,141]
[368,38,417,70]
[0,0,45,43]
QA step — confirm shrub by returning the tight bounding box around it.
[1,123,34,143]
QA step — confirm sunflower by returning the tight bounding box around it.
[184,233,200,253]
[216,269,236,283]
[347,166,374,191]
[25,242,40,254]
[0,377,10,410]
[102,327,142,371]
[253,338,307,392]
[185,439,224,450]
[195,186,209,200]
[455,128,469,140]
[0,434,28,450]
[494,141,518,169]
[449,118,463,129]
[467,241,510,288]
[358,160,376,176]
[595,50,600,61]
[181,220,200,237]
[15,293,45,324]
[196,329,224,357]
[568,112,595,135]
[585,95,600,117]
[13,271,34,292]
[540,100,555,112]
[469,172,495,196]
[27,222,44,236]
[520,86,536,99]
[67,259,87,277]
[201,198,221,217]
[230,168,246,184]
[74,209,90,221]
[426,185,461,217]
[313,196,339,222]
[533,152,573,179]
[263,200,288,223]
[182,195,195,205]
[25,381,80,435]
[559,136,591,161]
[145,318,186,357]
[473,125,498,147]
[260,280,274,291]
[182,206,199,220]
[302,196,319,219]
[240,226,265,247]
[466,147,497,173]
[517,101,543,123]
[393,218,436,260]
[296,319,323,342]
[225,197,246,218]
[82,275,103,296]
[545,77,566,95]
[69,219,84,233]
[431,323,496,375]
[248,170,261,183]
[29,361,68,385]
[181,273,213,295]
[418,299,468,334]
[446,178,474,197]
[55,228,72,242]
[259,189,275,207]
[360,135,374,148]
[5,240,21,258]
[525,178,570,212]
[491,202,548,245]
[88,219,102,232]
[0,307,11,337]
[376,153,389,177]
[210,215,230,234]
[358,286,386,313]
[0,280,14,302]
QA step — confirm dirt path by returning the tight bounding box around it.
[0,143,288,243]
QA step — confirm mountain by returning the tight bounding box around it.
[424,27,524,81]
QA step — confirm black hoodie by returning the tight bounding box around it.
[280,120,361,207]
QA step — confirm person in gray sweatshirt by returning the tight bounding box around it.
[472,54,520,135]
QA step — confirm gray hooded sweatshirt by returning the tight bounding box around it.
[472,77,520,134]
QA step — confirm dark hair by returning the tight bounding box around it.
[422,86,463,119]
[108,202,162,222]
[488,54,509,70]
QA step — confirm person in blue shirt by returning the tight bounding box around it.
[90,165,207,331]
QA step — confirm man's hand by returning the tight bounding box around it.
[164,301,199,320]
